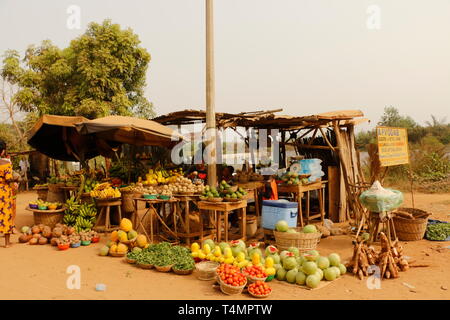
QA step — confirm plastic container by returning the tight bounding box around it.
[38,205,48,210]
[29,204,38,209]
[81,240,91,246]
[143,194,157,200]
[71,242,81,248]
[262,200,298,230]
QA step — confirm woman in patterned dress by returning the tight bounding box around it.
[0,140,16,247]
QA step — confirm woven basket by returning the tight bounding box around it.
[195,261,220,280]
[33,211,64,229]
[47,184,61,192]
[155,265,173,272]
[249,290,272,299]
[137,262,154,269]
[219,278,247,295]
[125,257,136,264]
[173,268,194,275]
[274,227,322,252]
[393,207,429,241]
[121,191,135,213]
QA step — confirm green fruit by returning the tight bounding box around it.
[328,253,341,267]
[276,267,287,281]
[302,261,318,275]
[286,268,298,283]
[275,220,289,232]
[317,256,330,270]
[324,268,337,281]
[338,264,347,275]
[306,274,320,288]
[302,224,317,233]
[99,246,109,256]
[296,271,307,285]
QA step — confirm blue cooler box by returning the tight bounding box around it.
[262,200,298,230]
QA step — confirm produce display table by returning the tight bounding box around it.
[197,200,247,242]
[235,181,264,220]
[93,198,123,233]
[277,180,327,227]
[172,194,203,246]
[26,207,66,229]
[132,198,179,243]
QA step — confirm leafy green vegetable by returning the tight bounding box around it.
[132,242,195,270]
[426,223,450,241]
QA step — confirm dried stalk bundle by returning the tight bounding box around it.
[346,232,410,280]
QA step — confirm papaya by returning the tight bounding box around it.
[117,243,128,254]
[99,246,110,256]
[127,230,138,240]
[109,244,118,254]
[136,234,148,248]
[119,218,133,232]
[110,231,119,242]
[118,230,128,243]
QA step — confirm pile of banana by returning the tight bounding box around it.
[63,197,97,232]
[89,182,121,199]
[141,168,184,185]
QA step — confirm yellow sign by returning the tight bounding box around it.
[376,126,410,167]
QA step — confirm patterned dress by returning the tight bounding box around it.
[0,162,14,234]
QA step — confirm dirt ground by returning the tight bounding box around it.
[1,191,449,300]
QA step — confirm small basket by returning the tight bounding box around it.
[125,257,137,264]
[109,252,127,257]
[249,290,272,299]
[70,242,81,248]
[243,272,267,284]
[137,262,154,269]
[155,265,173,272]
[91,237,100,243]
[393,207,429,241]
[195,261,220,280]
[224,198,243,203]
[58,244,70,251]
[81,240,91,246]
[143,194,158,200]
[274,228,322,252]
[173,268,194,275]
[29,204,38,209]
[219,278,247,295]
[207,197,223,202]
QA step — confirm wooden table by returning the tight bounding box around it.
[277,181,327,227]
[197,200,247,242]
[132,198,179,243]
[94,198,122,232]
[235,181,264,219]
[172,194,202,246]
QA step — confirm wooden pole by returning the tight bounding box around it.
[206,0,217,186]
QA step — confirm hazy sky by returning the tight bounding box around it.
[1,0,449,132]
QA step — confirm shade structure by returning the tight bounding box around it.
[27,115,120,162]
[74,115,185,147]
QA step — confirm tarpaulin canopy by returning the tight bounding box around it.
[27,115,120,162]
[75,115,185,147]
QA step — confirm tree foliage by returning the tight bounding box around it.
[1,20,154,119]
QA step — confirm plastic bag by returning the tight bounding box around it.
[359,180,404,212]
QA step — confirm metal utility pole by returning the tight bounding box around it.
[205,0,217,186]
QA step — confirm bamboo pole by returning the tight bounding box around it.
[206,0,217,186]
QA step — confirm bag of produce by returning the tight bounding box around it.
[359,181,403,212]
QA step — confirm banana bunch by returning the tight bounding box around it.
[90,186,121,199]
[75,216,93,231]
[63,214,77,226]
[79,203,97,219]
[65,196,80,215]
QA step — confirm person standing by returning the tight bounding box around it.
[0,140,17,247]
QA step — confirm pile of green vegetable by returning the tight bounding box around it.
[130,242,195,271]
[426,223,450,241]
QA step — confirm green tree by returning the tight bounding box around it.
[1,20,153,119]
[378,106,417,128]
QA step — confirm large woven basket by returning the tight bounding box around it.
[393,207,429,241]
[33,211,64,229]
[274,227,322,252]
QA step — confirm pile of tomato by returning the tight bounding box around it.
[248,281,272,296]
[216,263,246,287]
[242,265,268,279]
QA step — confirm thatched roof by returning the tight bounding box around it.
[153,109,368,130]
